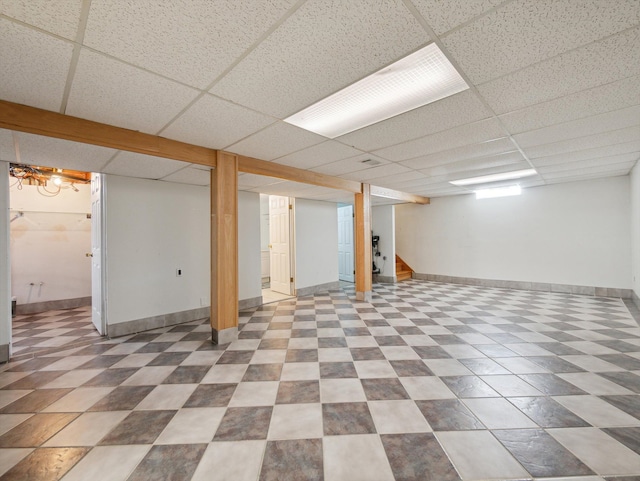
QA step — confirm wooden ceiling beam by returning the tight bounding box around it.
[370,185,430,204]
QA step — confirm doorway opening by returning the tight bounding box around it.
[259,194,295,305]
[337,203,355,283]
[8,164,105,359]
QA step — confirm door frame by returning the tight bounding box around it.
[91,173,108,336]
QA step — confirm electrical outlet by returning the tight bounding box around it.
[176,268,182,277]
[383,256,386,260]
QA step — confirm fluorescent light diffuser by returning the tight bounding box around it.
[475,185,521,199]
[450,169,537,186]
[284,43,469,138]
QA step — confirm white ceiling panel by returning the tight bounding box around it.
[0,0,82,40]
[543,169,632,184]
[381,175,431,191]
[13,132,116,172]
[161,94,275,151]
[343,163,412,182]
[536,154,639,175]
[523,127,640,159]
[249,180,316,196]
[0,129,16,162]
[499,75,640,134]
[530,141,640,168]
[160,165,211,186]
[310,154,390,177]
[227,122,325,161]
[103,151,186,179]
[443,0,640,84]
[420,160,534,185]
[514,105,640,148]
[0,19,73,111]
[337,90,490,152]
[237,173,285,189]
[67,49,200,135]
[211,0,428,118]
[375,118,508,162]
[83,0,297,89]
[478,26,640,115]
[305,191,354,203]
[400,137,516,170]
[276,141,364,170]
[420,151,526,177]
[410,0,506,35]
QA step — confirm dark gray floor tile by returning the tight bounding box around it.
[135,342,175,353]
[126,333,162,343]
[601,395,640,419]
[2,371,66,390]
[318,337,347,348]
[415,399,484,431]
[390,360,434,377]
[597,340,640,353]
[597,354,640,370]
[319,362,357,379]
[276,380,320,404]
[375,336,407,346]
[99,410,176,445]
[162,365,211,384]
[602,427,640,455]
[128,443,207,481]
[216,351,255,364]
[214,406,273,441]
[242,364,283,382]
[5,357,61,372]
[76,355,127,369]
[82,368,139,387]
[393,326,424,336]
[267,322,292,330]
[146,351,191,365]
[0,388,72,413]
[0,447,90,481]
[343,327,371,336]
[473,344,518,358]
[259,339,289,350]
[184,383,237,407]
[441,376,499,398]
[181,331,211,341]
[430,335,465,345]
[361,378,410,400]
[526,356,586,373]
[599,372,640,393]
[518,374,588,395]
[460,358,510,375]
[534,343,584,356]
[493,429,594,477]
[285,349,318,363]
[88,386,155,411]
[0,413,80,447]
[381,433,461,481]
[259,439,323,481]
[508,396,590,427]
[322,402,376,435]
[291,329,317,338]
[412,346,451,359]
[350,347,385,361]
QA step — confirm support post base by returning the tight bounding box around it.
[211,327,238,345]
[355,291,373,302]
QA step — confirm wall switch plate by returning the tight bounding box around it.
[176,268,182,277]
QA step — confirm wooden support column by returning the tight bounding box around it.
[210,152,239,344]
[355,183,372,302]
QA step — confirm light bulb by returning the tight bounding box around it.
[52,176,62,186]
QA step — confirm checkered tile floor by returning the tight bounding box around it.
[2,280,640,480]
[11,306,101,360]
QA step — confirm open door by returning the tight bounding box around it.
[269,195,292,295]
[90,173,105,334]
[338,204,355,282]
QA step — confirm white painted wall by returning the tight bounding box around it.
[372,205,395,278]
[295,199,339,289]
[0,163,11,356]
[631,163,640,299]
[105,176,210,325]
[10,182,91,305]
[238,191,262,301]
[396,176,631,289]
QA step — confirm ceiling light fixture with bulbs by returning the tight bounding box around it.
[449,169,537,187]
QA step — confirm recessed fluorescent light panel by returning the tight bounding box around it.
[450,169,537,187]
[475,185,521,199]
[284,43,469,138]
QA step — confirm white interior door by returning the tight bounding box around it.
[338,205,355,282]
[90,173,105,335]
[269,195,291,295]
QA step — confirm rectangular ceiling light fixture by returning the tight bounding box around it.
[284,43,469,138]
[475,185,521,199]
[450,168,537,187]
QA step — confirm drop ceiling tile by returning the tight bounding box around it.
[400,137,516,170]
[420,151,526,177]
[226,122,325,161]
[0,19,73,111]
[381,175,431,191]
[442,0,640,84]
[499,75,640,134]
[536,154,639,174]
[160,165,211,186]
[103,151,187,179]
[83,0,296,88]
[375,118,508,161]
[249,180,311,196]
[211,0,428,118]
[237,173,285,189]
[276,141,363,170]
[0,129,16,162]
[13,132,117,172]
[410,0,506,35]
[161,94,275,150]
[337,90,490,151]
[543,169,632,184]
[343,163,411,182]
[370,170,425,186]
[514,105,640,148]
[414,161,535,188]
[310,154,390,176]
[305,191,354,203]
[0,0,82,40]
[478,26,640,114]
[523,126,640,159]
[66,49,199,134]
[530,140,640,168]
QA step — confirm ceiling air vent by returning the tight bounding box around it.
[360,159,382,167]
